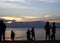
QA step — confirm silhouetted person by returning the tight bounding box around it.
[31,28,36,40]
[1,20,6,41]
[44,21,51,40]
[11,30,15,41]
[0,20,2,41]
[52,22,56,40]
[26,29,30,40]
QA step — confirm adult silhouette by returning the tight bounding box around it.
[0,20,2,41]
[44,21,51,40]
[52,22,56,40]
[26,29,30,40]
[31,28,36,40]
[1,20,6,41]
[11,30,15,41]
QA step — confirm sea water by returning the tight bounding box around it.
[5,28,60,40]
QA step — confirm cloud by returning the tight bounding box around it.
[21,16,38,19]
[39,0,60,3]
[6,21,12,24]
[0,0,32,8]
[0,0,26,3]
[21,16,41,22]
[0,0,31,8]
[0,2,29,8]
[0,16,60,22]
[44,15,51,18]
[0,17,24,22]
[0,0,31,4]
[48,20,60,22]
[0,16,41,22]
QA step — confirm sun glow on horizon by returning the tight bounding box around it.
[0,17,24,22]
[6,21,12,24]
[0,16,39,22]
[44,20,60,23]
[0,16,60,23]
[21,16,37,19]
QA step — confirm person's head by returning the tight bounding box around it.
[27,29,30,31]
[0,20,4,23]
[11,30,13,32]
[53,22,55,25]
[46,21,49,25]
[32,27,34,30]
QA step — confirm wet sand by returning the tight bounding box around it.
[0,40,60,43]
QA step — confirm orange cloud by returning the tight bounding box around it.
[44,20,60,22]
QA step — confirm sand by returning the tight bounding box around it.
[0,40,60,43]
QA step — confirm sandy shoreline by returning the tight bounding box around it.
[0,40,60,43]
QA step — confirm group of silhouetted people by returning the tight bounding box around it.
[0,20,57,41]
[26,28,36,40]
[44,21,56,40]
[0,20,15,41]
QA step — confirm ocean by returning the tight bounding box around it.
[5,28,60,40]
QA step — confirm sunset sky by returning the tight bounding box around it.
[0,0,60,22]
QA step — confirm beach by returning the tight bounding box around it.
[0,40,60,43]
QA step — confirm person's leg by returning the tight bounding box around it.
[53,33,55,40]
[28,36,30,40]
[0,34,2,41]
[34,36,36,40]
[46,32,47,40]
[13,38,14,40]
[51,34,52,40]
[0,36,1,41]
[49,35,50,40]
[3,31,5,41]
[27,36,28,40]
[12,38,13,41]
[32,35,34,40]
[46,35,47,40]
[51,34,54,40]
[48,33,50,40]
[11,37,14,41]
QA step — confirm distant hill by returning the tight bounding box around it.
[6,21,60,28]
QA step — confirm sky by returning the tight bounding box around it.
[0,0,60,23]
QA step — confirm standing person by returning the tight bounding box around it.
[44,21,51,40]
[11,30,15,41]
[52,22,56,40]
[26,29,30,40]
[1,20,6,41]
[31,28,36,40]
[0,20,2,41]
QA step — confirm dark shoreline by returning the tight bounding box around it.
[0,40,60,43]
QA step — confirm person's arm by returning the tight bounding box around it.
[49,25,52,29]
[4,23,6,30]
